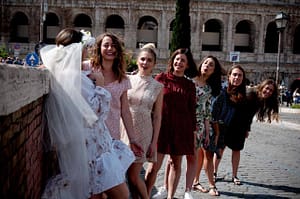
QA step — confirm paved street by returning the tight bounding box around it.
[144,107,300,199]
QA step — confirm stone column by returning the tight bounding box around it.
[124,8,137,50]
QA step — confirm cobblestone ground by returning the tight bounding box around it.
[144,107,300,199]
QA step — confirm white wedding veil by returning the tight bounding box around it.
[40,43,98,199]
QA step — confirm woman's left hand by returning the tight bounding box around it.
[146,142,156,158]
[130,141,144,157]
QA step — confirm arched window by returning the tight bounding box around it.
[169,19,175,49]
[234,20,255,52]
[264,22,278,53]
[293,25,300,54]
[202,19,223,51]
[74,14,92,27]
[44,12,60,44]
[136,16,158,48]
[10,12,29,43]
[105,15,125,38]
[74,14,92,32]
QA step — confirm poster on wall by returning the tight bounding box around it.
[230,51,240,62]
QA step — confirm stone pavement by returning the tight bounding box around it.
[143,107,300,199]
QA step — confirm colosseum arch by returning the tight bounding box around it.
[293,24,300,54]
[264,21,278,53]
[44,12,60,44]
[136,16,158,48]
[105,15,125,38]
[10,12,29,43]
[234,20,255,53]
[73,13,92,32]
[169,19,175,49]
[202,19,223,51]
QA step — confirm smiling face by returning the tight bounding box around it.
[260,83,275,99]
[172,53,189,76]
[100,36,117,61]
[229,68,244,87]
[137,51,155,76]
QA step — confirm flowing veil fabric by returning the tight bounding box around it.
[40,43,98,199]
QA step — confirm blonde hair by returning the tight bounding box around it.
[141,43,155,50]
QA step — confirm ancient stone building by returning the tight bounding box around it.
[1,0,300,87]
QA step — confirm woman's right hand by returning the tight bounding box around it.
[88,69,104,86]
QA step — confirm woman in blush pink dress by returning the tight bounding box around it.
[91,32,143,157]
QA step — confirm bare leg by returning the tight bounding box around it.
[127,162,148,199]
[105,182,129,199]
[193,147,204,184]
[186,152,196,192]
[213,148,225,175]
[203,149,215,187]
[204,149,220,196]
[232,150,240,178]
[145,153,165,196]
[167,155,183,199]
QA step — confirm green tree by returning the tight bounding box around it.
[170,0,191,53]
[0,45,8,58]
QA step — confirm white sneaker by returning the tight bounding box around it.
[184,191,194,199]
[152,186,167,199]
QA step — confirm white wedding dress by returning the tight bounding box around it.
[40,43,134,199]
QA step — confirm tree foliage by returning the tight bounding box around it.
[170,0,191,53]
[0,45,8,58]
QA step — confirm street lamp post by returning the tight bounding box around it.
[275,12,289,86]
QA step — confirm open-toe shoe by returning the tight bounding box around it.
[192,182,208,193]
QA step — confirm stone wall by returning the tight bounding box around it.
[0,64,52,199]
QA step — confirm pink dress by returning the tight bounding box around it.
[122,74,163,162]
[104,78,131,140]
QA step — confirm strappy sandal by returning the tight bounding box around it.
[192,182,208,193]
[214,172,217,182]
[232,176,241,185]
[208,186,220,196]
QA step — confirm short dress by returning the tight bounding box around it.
[104,78,131,140]
[224,101,250,151]
[81,72,135,194]
[122,74,163,163]
[213,89,250,151]
[42,72,135,199]
[156,72,196,155]
[194,82,212,148]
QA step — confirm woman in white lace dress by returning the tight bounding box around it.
[121,44,163,199]
[41,28,134,199]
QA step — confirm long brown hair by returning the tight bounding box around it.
[92,32,126,82]
[256,79,279,122]
[227,65,247,103]
[197,55,222,97]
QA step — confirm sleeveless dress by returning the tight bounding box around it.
[155,72,196,155]
[121,74,163,162]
